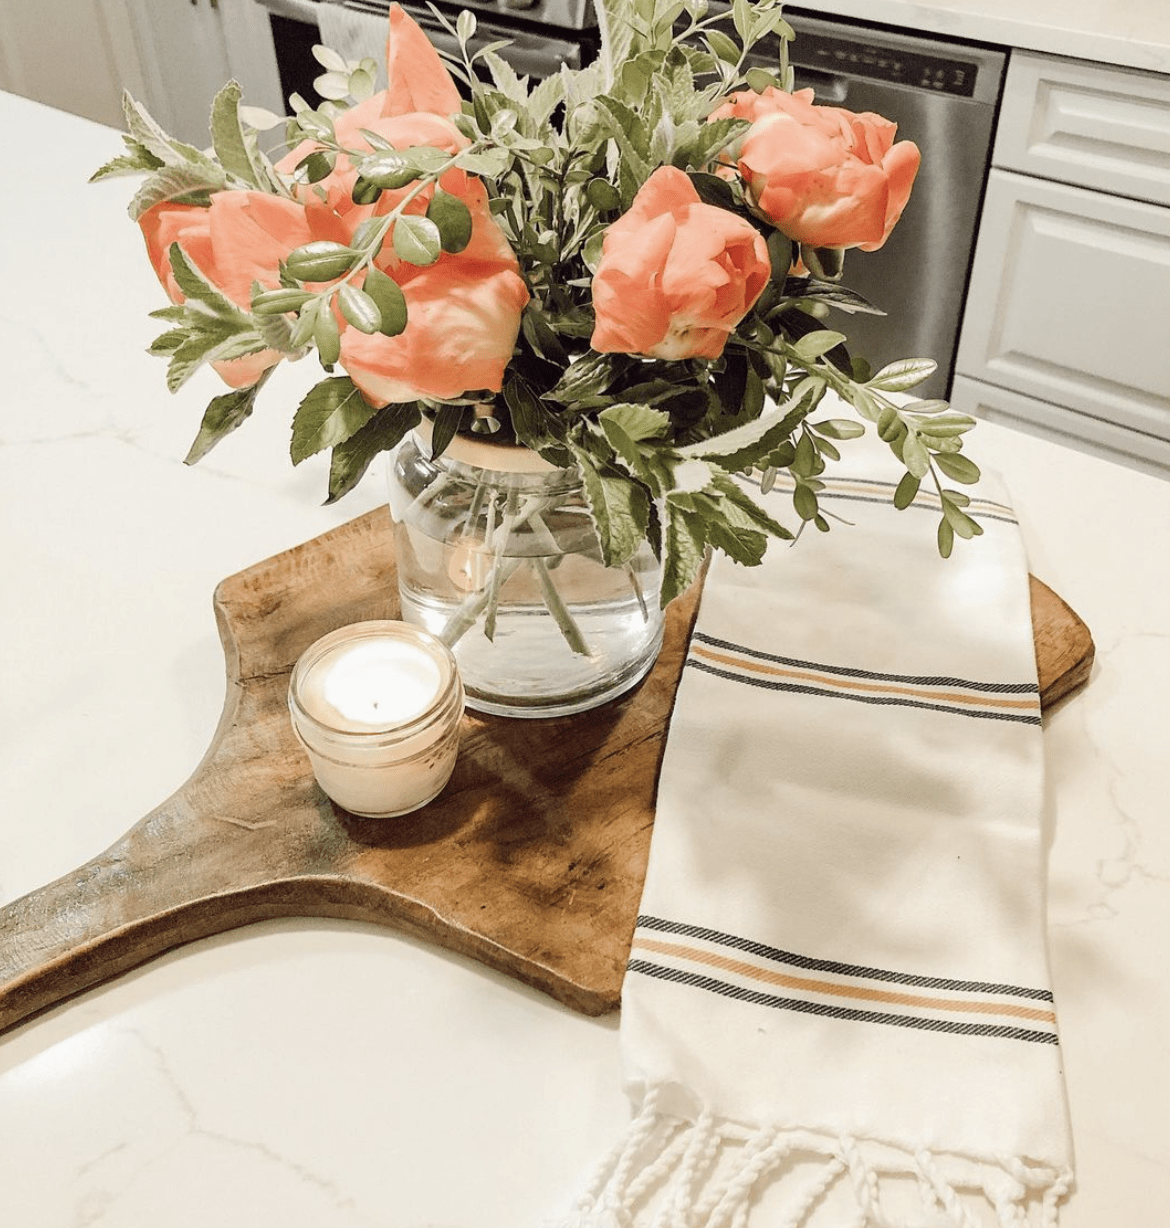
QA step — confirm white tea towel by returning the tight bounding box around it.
[567,439,1074,1227]
[316,1,389,84]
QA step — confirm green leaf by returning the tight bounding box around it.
[585,177,622,211]
[166,244,249,323]
[429,404,465,458]
[809,418,865,440]
[290,376,379,464]
[426,189,473,253]
[296,150,337,184]
[599,403,670,444]
[660,504,708,608]
[792,329,847,363]
[326,402,421,503]
[392,215,442,266]
[893,471,921,509]
[793,481,819,521]
[932,451,981,484]
[210,80,260,187]
[90,139,164,182]
[901,431,931,479]
[252,287,315,315]
[285,241,358,282]
[128,164,227,220]
[569,444,651,567]
[338,284,381,334]
[358,150,424,190]
[868,358,938,392]
[315,306,341,366]
[937,516,955,558]
[184,383,261,464]
[705,29,741,65]
[363,267,408,337]
[122,91,206,166]
[677,396,805,468]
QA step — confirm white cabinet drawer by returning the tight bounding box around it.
[993,51,1170,208]
[955,169,1170,440]
[950,375,1170,481]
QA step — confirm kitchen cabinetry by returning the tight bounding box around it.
[123,0,285,145]
[0,0,283,146]
[0,0,140,129]
[953,51,1170,478]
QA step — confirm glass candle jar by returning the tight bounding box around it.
[288,621,464,818]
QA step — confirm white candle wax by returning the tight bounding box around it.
[288,622,463,819]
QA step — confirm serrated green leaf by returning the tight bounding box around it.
[427,189,472,253]
[363,267,408,337]
[128,163,227,220]
[210,80,261,187]
[599,403,670,444]
[90,139,164,182]
[393,215,442,266]
[660,504,708,608]
[338,284,381,334]
[122,91,206,166]
[167,244,248,321]
[568,443,651,567]
[326,401,421,503]
[184,383,262,464]
[290,376,378,464]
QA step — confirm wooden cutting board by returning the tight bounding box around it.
[0,510,1094,1035]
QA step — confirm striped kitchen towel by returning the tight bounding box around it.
[564,438,1074,1227]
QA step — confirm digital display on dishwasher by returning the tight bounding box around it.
[793,30,979,97]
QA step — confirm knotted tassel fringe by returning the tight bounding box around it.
[559,1090,1074,1228]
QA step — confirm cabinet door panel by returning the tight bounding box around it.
[950,375,1170,481]
[994,51,1170,208]
[956,169,1170,441]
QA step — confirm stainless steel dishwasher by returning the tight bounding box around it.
[258,0,1004,399]
[767,10,1007,399]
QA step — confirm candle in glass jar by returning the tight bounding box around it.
[288,621,463,818]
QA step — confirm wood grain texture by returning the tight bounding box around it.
[0,511,1093,1035]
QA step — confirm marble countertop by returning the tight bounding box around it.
[2,91,1170,1227]
[792,0,1170,74]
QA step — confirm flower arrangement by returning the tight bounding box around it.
[94,0,983,610]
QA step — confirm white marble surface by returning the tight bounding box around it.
[794,0,1170,74]
[2,91,1170,1226]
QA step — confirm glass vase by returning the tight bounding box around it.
[387,429,665,718]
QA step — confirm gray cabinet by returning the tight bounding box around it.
[0,0,284,144]
[953,51,1170,477]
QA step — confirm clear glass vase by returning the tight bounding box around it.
[387,429,665,718]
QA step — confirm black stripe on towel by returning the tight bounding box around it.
[686,659,1044,726]
[635,917,1055,1003]
[692,632,1039,696]
[627,961,1059,1045]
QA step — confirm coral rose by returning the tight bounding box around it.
[590,166,770,361]
[138,193,351,388]
[709,87,920,252]
[384,2,462,118]
[339,262,529,404]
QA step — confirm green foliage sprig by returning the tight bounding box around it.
[96,0,983,607]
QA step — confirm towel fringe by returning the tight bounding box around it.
[561,1099,1074,1228]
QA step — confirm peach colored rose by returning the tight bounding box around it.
[384,2,462,118]
[709,87,920,253]
[277,107,468,223]
[590,166,770,361]
[339,262,529,404]
[138,193,350,388]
